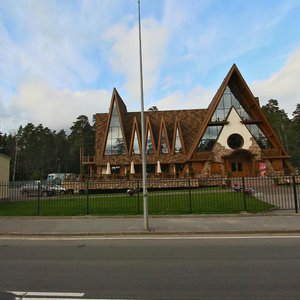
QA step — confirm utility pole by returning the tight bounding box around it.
[138,0,149,231]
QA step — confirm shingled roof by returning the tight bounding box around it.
[94,64,293,172]
[95,106,208,165]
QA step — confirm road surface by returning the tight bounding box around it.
[0,236,300,299]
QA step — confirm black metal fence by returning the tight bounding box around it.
[0,176,299,216]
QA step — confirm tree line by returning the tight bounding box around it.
[0,100,300,180]
[261,99,300,169]
[0,115,95,181]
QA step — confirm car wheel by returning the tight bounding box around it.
[41,191,48,197]
[60,190,65,195]
[22,191,29,197]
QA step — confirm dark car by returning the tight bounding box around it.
[21,182,54,197]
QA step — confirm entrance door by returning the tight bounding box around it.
[228,150,252,177]
[230,160,250,177]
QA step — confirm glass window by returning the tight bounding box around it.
[111,166,120,174]
[211,86,251,122]
[160,129,168,154]
[246,124,272,149]
[237,162,242,172]
[223,93,232,109]
[132,131,140,155]
[174,128,183,153]
[146,128,154,154]
[197,125,222,151]
[227,134,244,149]
[105,102,126,155]
[231,163,236,172]
[231,94,240,108]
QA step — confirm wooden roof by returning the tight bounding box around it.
[95,105,208,164]
[94,64,293,171]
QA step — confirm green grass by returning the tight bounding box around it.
[0,190,275,216]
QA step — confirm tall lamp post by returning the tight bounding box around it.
[138,0,149,231]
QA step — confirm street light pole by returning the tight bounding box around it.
[138,0,149,231]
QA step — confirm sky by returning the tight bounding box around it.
[1,0,300,134]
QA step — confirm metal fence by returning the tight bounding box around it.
[0,176,299,216]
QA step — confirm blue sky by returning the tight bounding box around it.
[1,0,300,133]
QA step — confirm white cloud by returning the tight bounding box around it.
[102,17,169,106]
[151,85,215,111]
[10,80,111,131]
[0,0,116,90]
[251,47,300,115]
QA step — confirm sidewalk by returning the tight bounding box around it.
[0,213,299,237]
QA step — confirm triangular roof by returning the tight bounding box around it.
[188,64,290,161]
[95,66,293,171]
[100,88,129,157]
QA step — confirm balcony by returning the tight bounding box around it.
[261,149,290,159]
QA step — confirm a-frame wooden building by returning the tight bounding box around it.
[83,64,293,178]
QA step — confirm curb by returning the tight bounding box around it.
[1,230,300,239]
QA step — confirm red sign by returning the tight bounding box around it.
[259,162,267,176]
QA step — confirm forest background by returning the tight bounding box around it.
[1,99,300,181]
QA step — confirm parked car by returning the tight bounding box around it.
[21,182,54,197]
[49,184,66,195]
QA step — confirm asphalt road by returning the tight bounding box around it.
[1,237,300,299]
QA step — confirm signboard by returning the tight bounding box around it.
[259,162,267,176]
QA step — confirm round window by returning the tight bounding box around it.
[227,134,244,149]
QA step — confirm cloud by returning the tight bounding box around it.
[9,80,111,131]
[251,47,300,115]
[0,0,119,90]
[102,16,169,106]
[151,85,215,111]
[161,0,300,73]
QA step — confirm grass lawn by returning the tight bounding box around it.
[0,190,275,216]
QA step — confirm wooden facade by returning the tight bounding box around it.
[83,64,294,178]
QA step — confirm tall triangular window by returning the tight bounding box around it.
[146,128,154,154]
[132,130,140,155]
[105,102,126,155]
[211,86,250,122]
[160,129,168,154]
[174,128,182,153]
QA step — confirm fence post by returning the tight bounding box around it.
[86,180,90,215]
[188,178,192,213]
[292,176,298,213]
[37,182,40,216]
[242,177,247,211]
